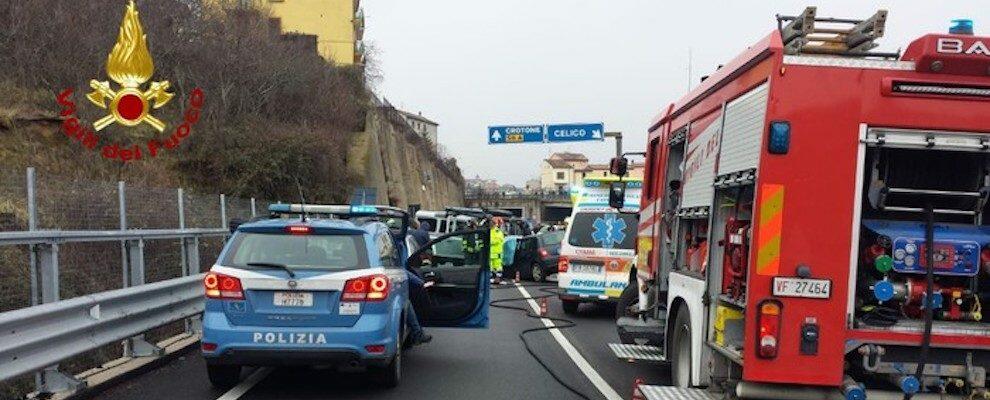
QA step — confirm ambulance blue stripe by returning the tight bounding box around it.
[565,287,606,295]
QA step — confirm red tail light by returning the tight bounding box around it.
[365,344,386,354]
[342,274,390,302]
[558,257,570,273]
[204,272,244,299]
[756,299,782,359]
[202,342,218,352]
[539,248,549,259]
[286,225,313,235]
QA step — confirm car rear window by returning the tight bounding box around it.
[221,233,369,270]
[567,212,637,250]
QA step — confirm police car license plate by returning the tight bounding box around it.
[273,292,313,307]
[571,264,602,274]
[338,302,360,315]
[772,277,831,299]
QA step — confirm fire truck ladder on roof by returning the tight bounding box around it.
[777,6,896,58]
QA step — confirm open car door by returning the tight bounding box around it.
[406,229,490,328]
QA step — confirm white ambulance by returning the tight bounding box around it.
[557,178,641,314]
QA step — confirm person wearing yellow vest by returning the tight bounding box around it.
[489,217,506,284]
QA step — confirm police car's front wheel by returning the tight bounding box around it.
[207,364,242,389]
[372,348,401,388]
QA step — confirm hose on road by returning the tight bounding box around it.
[489,282,594,400]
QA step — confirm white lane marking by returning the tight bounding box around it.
[216,367,272,400]
[514,284,623,400]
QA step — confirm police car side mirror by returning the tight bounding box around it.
[609,181,627,210]
[609,157,629,177]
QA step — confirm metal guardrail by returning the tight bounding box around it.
[0,227,227,395]
[0,274,204,382]
[0,167,260,397]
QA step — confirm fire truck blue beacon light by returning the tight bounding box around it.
[768,121,790,154]
[950,19,974,35]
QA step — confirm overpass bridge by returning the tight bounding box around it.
[463,191,573,223]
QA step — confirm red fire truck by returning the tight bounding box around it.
[610,7,990,399]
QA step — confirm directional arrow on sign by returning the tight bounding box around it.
[487,125,547,144]
[546,123,605,143]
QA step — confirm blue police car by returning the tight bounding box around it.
[201,204,490,388]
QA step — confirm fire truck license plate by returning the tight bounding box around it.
[772,277,831,299]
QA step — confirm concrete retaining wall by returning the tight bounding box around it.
[347,98,464,210]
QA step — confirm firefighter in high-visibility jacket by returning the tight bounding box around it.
[489,217,506,284]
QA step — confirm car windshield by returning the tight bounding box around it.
[222,232,369,270]
[539,231,565,246]
[566,212,637,250]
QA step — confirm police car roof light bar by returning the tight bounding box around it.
[268,204,408,219]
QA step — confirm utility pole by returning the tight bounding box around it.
[604,131,622,159]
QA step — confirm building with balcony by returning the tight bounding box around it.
[539,152,643,192]
[540,152,588,192]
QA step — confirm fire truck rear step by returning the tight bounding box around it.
[638,385,722,400]
[616,314,666,350]
[608,343,664,362]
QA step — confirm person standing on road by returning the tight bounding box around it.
[501,231,517,280]
[403,266,434,346]
[462,220,483,265]
[489,217,506,284]
[408,219,431,252]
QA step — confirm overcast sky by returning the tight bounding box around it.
[362,1,984,186]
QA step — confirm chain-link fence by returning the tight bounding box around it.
[0,167,267,311]
[0,167,270,399]
[0,168,30,313]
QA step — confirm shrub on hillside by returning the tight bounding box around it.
[0,0,366,200]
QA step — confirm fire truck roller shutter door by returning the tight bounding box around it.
[718,82,770,176]
[680,112,723,210]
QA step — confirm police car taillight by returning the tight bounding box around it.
[365,344,386,354]
[756,299,782,359]
[342,274,390,302]
[204,272,244,300]
[558,257,569,273]
[285,225,312,235]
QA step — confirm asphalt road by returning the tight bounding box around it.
[96,279,670,400]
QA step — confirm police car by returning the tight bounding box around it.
[201,204,490,389]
